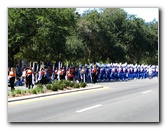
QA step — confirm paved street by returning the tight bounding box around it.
[8,78,159,122]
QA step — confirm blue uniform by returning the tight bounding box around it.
[100,67,106,81]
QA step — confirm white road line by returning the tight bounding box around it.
[142,90,152,94]
[76,104,102,113]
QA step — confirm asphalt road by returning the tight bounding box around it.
[8,78,159,122]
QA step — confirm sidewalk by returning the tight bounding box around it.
[8,84,103,102]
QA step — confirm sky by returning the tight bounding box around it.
[77,8,159,22]
[122,8,158,22]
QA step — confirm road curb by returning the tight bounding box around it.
[8,85,103,102]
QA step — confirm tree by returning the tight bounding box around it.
[77,8,128,63]
[8,8,158,67]
[8,8,76,66]
[122,14,158,64]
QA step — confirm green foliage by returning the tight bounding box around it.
[11,91,16,97]
[69,81,75,87]
[21,90,26,95]
[15,89,22,94]
[8,80,87,98]
[61,80,76,88]
[46,84,52,90]
[8,8,158,66]
[29,88,37,94]
[50,80,82,91]
[8,8,77,65]
[40,88,45,93]
[35,87,44,93]
[36,83,43,89]
[53,80,67,90]
[80,82,87,88]
[63,80,72,87]
[28,89,33,94]
[51,81,58,91]
[58,83,65,90]
[73,83,80,88]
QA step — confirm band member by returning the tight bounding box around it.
[67,68,74,81]
[21,68,26,86]
[26,67,33,89]
[80,66,86,82]
[91,66,98,84]
[54,67,58,80]
[37,68,43,84]
[74,67,79,82]
[62,67,66,80]
[148,66,153,79]
[9,67,16,90]
[58,67,65,80]
[41,68,46,85]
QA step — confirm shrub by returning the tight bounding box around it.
[80,82,87,88]
[36,83,43,89]
[51,85,58,91]
[11,91,16,97]
[63,80,71,87]
[46,84,52,90]
[73,83,80,88]
[60,80,68,89]
[15,89,22,94]
[40,88,45,93]
[51,80,68,90]
[32,89,37,94]
[21,90,26,95]
[28,89,33,94]
[36,87,45,93]
[51,81,58,91]
[35,87,42,93]
[69,81,75,87]
[58,83,65,90]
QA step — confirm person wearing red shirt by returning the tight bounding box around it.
[26,67,33,89]
[9,67,16,90]
[91,66,98,84]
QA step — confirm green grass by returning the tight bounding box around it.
[11,91,16,97]
[15,89,22,94]
[46,84,52,90]
[21,90,27,95]
[80,82,87,88]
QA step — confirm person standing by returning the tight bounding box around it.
[91,66,98,84]
[148,65,153,79]
[37,68,43,84]
[156,66,158,77]
[122,66,127,81]
[62,67,66,80]
[16,65,22,77]
[41,68,46,85]
[54,67,58,80]
[9,67,16,90]
[74,67,80,83]
[67,68,74,81]
[80,66,86,82]
[27,67,33,89]
[58,67,64,80]
[21,68,26,86]
[32,72,36,87]
[69,67,75,81]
